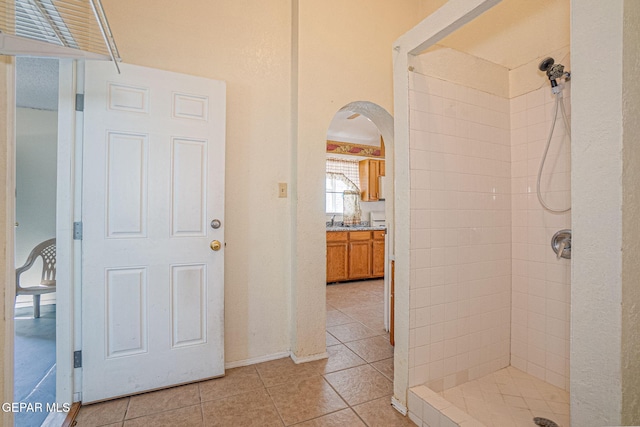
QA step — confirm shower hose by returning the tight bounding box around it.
[536,90,571,213]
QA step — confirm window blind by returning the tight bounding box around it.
[0,0,120,65]
[326,158,360,189]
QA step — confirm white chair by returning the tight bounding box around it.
[15,238,56,318]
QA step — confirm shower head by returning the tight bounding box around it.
[538,57,569,93]
[538,57,555,72]
[539,57,565,79]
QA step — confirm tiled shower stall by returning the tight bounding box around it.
[405,53,571,426]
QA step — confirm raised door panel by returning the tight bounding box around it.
[349,240,372,279]
[373,230,385,241]
[358,160,367,201]
[326,231,348,243]
[368,160,380,200]
[171,264,207,348]
[327,242,348,282]
[359,159,381,201]
[349,230,371,241]
[171,138,207,237]
[390,260,395,346]
[105,267,147,358]
[106,132,148,238]
[372,240,385,277]
[358,160,372,201]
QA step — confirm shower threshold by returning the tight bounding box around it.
[408,366,569,427]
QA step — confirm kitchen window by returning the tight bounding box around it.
[326,158,360,214]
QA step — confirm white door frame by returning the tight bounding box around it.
[3,56,17,427]
[390,0,502,409]
[56,59,81,404]
[2,57,78,426]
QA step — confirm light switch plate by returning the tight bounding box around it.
[278,182,287,198]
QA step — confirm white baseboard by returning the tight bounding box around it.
[223,349,329,370]
[224,351,289,369]
[290,351,328,364]
[391,395,407,415]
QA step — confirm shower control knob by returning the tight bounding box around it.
[551,229,571,260]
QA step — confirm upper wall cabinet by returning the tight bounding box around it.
[359,159,385,201]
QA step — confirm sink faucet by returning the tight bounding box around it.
[330,215,336,226]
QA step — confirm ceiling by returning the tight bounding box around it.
[435,0,570,70]
[16,57,59,111]
[326,110,381,146]
[327,0,570,144]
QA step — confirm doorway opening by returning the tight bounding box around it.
[13,57,59,427]
[324,101,396,366]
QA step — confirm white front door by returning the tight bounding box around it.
[81,61,226,403]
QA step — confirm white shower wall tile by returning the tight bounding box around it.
[409,73,512,391]
[510,83,571,391]
[408,72,571,394]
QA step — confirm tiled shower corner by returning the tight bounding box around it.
[407,366,569,427]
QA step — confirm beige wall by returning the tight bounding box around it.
[1,1,440,407]
[293,0,435,359]
[100,0,433,365]
[571,0,640,425]
[621,0,640,423]
[102,0,295,364]
[436,0,569,70]
[1,54,15,427]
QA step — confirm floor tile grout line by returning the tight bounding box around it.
[121,387,203,421]
[317,375,363,425]
[197,382,206,426]
[254,363,271,390]
[199,402,205,426]
[120,403,203,423]
[122,397,131,422]
[324,281,397,426]
[264,386,288,426]
[287,407,360,426]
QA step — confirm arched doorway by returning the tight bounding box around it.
[323,100,396,366]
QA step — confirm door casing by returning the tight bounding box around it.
[2,57,78,426]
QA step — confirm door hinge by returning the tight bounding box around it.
[75,93,84,112]
[74,350,82,368]
[73,221,83,240]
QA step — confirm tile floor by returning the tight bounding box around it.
[75,279,415,427]
[14,304,56,427]
[437,366,570,427]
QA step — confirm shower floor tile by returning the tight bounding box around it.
[438,366,569,427]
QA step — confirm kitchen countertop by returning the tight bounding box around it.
[326,225,386,231]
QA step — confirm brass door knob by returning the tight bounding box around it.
[210,240,222,251]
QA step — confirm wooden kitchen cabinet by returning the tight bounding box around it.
[359,159,385,201]
[326,232,348,282]
[372,230,385,278]
[327,230,385,282]
[348,231,373,279]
